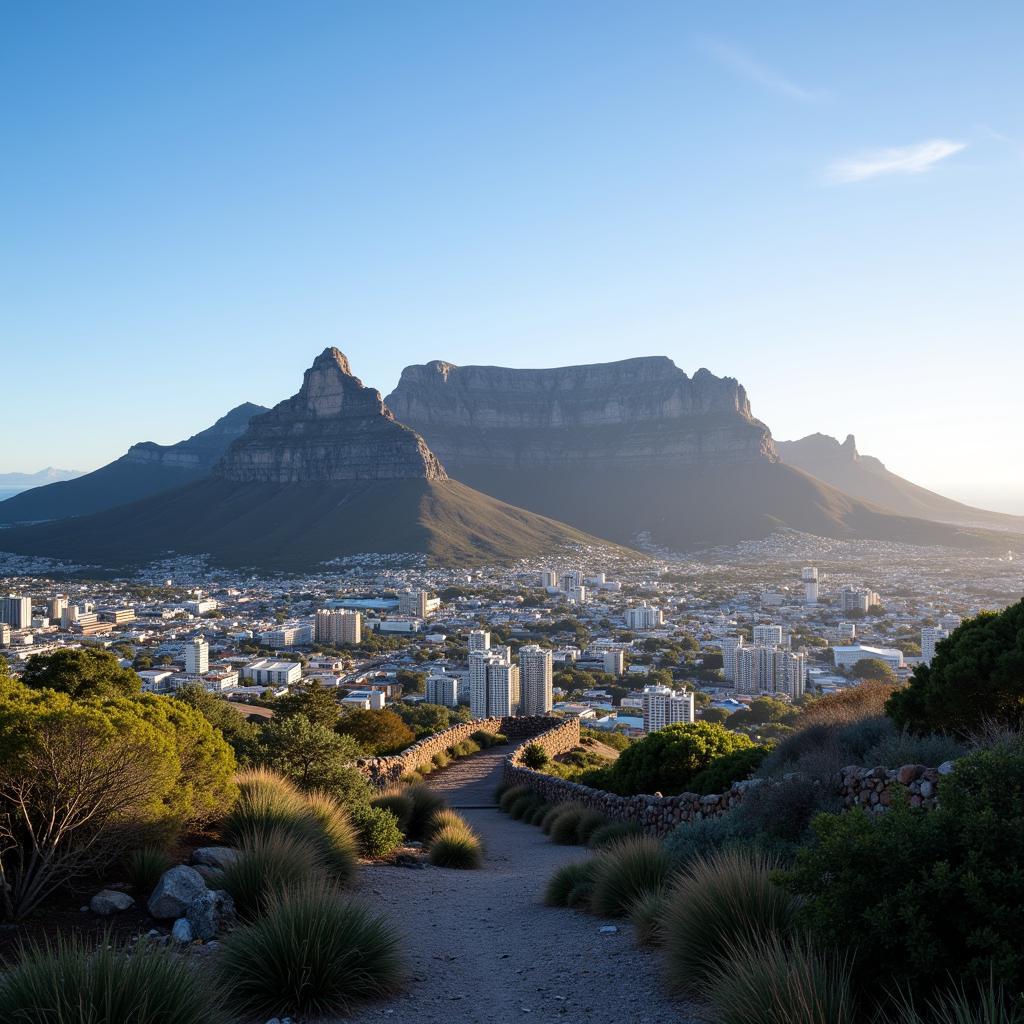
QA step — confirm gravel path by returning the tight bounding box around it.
[340,749,708,1024]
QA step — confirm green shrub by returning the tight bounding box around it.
[491,732,509,745]
[588,821,642,849]
[628,889,666,946]
[573,809,607,845]
[493,781,510,803]
[350,805,403,858]
[521,743,550,769]
[215,827,327,920]
[599,721,755,796]
[704,933,858,1024]
[862,729,966,769]
[471,729,502,747]
[549,806,588,844]
[404,784,446,841]
[730,775,842,852]
[498,786,531,813]
[544,860,597,907]
[887,600,1024,735]
[785,737,1024,998]
[687,745,770,795]
[661,849,801,990]
[303,790,359,885]
[223,768,318,845]
[431,751,450,769]
[125,845,174,895]
[664,814,744,866]
[528,802,552,826]
[885,977,1024,1024]
[426,808,465,835]
[428,820,483,869]
[217,885,402,1017]
[540,803,568,833]
[589,836,674,917]
[0,935,226,1023]
[509,793,542,821]
[370,789,414,834]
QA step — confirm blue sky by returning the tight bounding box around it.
[3,2,1023,509]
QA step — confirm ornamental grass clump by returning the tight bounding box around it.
[404,784,446,841]
[217,885,402,1018]
[573,809,608,845]
[498,786,532,813]
[544,860,598,908]
[661,848,801,992]
[704,933,858,1024]
[628,889,667,947]
[885,977,1024,1024]
[549,805,588,845]
[370,787,414,835]
[509,792,544,821]
[589,835,674,917]
[528,802,552,826]
[125,844,175,895]
[589,821,643,850]
[428,815,484,869]
[223,768,319,845]
[0,934,227,1024]
[303,789,359,885]
[214,826,327,920]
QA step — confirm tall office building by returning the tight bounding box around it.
[0,595,32,630]
[602,649,625,676]
[469,649,519,719]
[641,685,695,733]
[625,602,663,629]
[561,570,583,591]
[802,567,819,605]
[468,629,491,654]
[735,646,805,697]
[48,595,68,621]
[752,624,784,647]
[184,637,209,675]
[426,673,460,708]
[398,590,430,617]
[315,609,362,645]
[518,644,553,715]
[921,626,949,666]
[772,650,806,698]
[721,635,744,681]
[541,569,559,589]
[840,588,879,614]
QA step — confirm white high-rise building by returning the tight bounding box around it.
[921,626,950,666]
[625,602,663,630]
[566,586,587,605]
[721,635,744,682]
[426,673,460,708]
[518,645,553,715]
[315,609,362,645]
[753,624,784,648]
[772,650,806,698]
[802,567,819,605]
[541,570,559,589]
[735,646,805,697]
[48,595,68,621]
[398,590,430,617]
[468,629,491,654]
[184,637,209,676]
[469,650,519,718]
[602,649,624,676]
[562,570,583,591]
[641,685,695,733]
[0,595,32,630]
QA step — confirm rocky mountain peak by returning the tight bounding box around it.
[216,351,447,483]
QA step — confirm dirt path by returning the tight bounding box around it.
[341,749,708,1024]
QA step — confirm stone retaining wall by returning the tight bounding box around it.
[500,720,955,838]
[357,715,561,788]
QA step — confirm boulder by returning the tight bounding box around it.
[90,889,135,916]
[896,764,925,785]
[147,865,208,920]
[191,846,238,870]
[171,917,194,944]
[186,888,236,940]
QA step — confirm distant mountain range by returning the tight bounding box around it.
[0,352,1016,569]
[0,404,266,525]
[0,350,610,569]
[0,468,83,501]
[776,433,1024,533]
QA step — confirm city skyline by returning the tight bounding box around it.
[3,3,1022,510]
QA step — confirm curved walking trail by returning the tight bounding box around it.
[342,749,707,1024]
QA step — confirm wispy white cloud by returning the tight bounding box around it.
[698,37,825,102]
[827,139,966,183]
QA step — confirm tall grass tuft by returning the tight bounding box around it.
[589,821,643,850]
[704,933,858,1024]
[125,845,175,895]
[550,805,588,845]
[405,784,446,841]
[544,860,598,908]
[885,977,1024,1024]
[589,835,674,917]
[304,789,359,885]
[217,885,403,1018]
[224,768,319,845]
[370,787,414,834]
[528,802,552,826]
[498,786,532,813]
[628,889,666,947]
[509,793,543,821]
[574,809,608,845]
[428,816,484,869]
[541,803,570,834]
[214,827,327,920]
[660,848,802,991]
[0,934,227,1024]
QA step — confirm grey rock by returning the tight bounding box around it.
[937,760,956,775]
[598,925,618,934]
[89,889,135,916]
[191,846,238,870]
[147,865,207,920]
[171,917,194,944]
[186,888,236,940]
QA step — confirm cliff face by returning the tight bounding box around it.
[217,348,448,483]
[385,357,776,469]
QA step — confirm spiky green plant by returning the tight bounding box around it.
[574,810,608,845]
[217,885,403,1017]
[370,788,414,834]
[125,845,174,895]
[509,793,543,821]
[550,806,588,845]
[498,786,532,813]
[543,860,598,907]
[428,820,483,869]
[628,888,667,947]
[588,821,643,850]
[589,836,674,917]
[223,768,320,845]
[528,803,552,826]
[304,789,359,884]
[885,977,1024,1024]
[0,934,227,1024]
[404,784,446,841]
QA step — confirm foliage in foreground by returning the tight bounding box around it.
[589,835,674,917]
[0,934,226,1024]
[544,860,598,908]
[217,885,403,1017]
[428,815,483,869]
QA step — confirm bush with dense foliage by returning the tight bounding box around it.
[0,934,226,1024]
[428,814,483,869]
[371,788,414,833]
[887,600,1024,735]
[350,804,403,858]
[521,742,550,769]
[687,744,771,794]
[594,721,755,796]
[20,648,142,698]
[784,737,1024,999]
[217,885,402,1017]
[544,860,598,908]
[258,713,367,795]
[336,708,415,755]
[174,682,261,763]
[589,835,673,917]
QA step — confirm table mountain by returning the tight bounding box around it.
[0,350,614,569]
[0,403,266,525]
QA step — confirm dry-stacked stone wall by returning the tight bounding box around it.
[500,719,957,838]
[358,715,560,788]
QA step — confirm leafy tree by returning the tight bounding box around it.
[397,703,451,738]
[887,601,1024,735]
[686,744,771,794]
[727,697,797,732]
[259,713,368,797]
[849,658,897,684]
[173,684,260,763]
[21,649,141,698]
[598,722,754,796]
[701,707,731,725]
[396,670,426,695]
[272,680,341,729]
[336,709,415,755]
